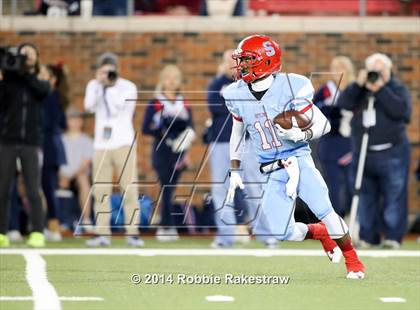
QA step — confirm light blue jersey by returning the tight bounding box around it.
[222,73,335,241]
[223,73,314,163]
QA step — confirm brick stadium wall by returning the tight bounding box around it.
[1,31,419,210]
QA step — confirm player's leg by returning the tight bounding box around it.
[259,168,298,241]
[296,157,341,257]
[209,142,236,247]
[241,141,275,246]
[298,155,365,279]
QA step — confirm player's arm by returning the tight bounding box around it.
[226,116,245,204]
[229,116,245,168]
[274,102,331,143]
[297,76,331,140]
[303,103,331,140]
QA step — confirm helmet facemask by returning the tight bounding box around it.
[232,49,263,83]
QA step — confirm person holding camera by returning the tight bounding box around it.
[0,43,50,248]
[337,53,411,249]
[84,52,143,247]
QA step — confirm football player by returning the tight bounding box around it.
[223,35,365,279]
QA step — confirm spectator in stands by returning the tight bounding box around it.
[93,0,128,16]
[0,43,50,248]
[59,106,94,232]
[84,52,143,247]
[135,0,200,15]
[313,56,355,218]
[337,53,411,249]
[142,65,195,242]
[38,63,68,242]
[26,0,80,16]
[199,0,244,16]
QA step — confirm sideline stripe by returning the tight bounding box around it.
[0,296,104,302]
[2,249,419,257]
[23,253,61,310]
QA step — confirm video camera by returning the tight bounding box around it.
[0,46,27,74]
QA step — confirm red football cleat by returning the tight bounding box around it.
[343,248,365,279]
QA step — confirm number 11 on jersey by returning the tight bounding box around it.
[254,120,282,150]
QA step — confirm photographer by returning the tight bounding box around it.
[84,52,143,247]
[0,43,50,248]
[337,53,411,249]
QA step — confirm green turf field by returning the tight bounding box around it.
[1,238,419,310]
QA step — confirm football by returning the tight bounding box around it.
[273,109,313,130]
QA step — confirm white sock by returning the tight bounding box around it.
[287,222,309,241]
[322,211,348,239]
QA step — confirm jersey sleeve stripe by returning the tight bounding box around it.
[299,103,313,114]
[231,114,243,122]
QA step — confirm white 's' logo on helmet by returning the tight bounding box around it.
[263,41,275,57]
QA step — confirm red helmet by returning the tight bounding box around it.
[232,35,282,83]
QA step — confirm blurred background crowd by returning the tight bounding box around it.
[0,0,418,249]
[1,0,420,16]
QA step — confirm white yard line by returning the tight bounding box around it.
[1,248,419,257]
[23,252,61,310]
[0,296,103,302]
[380,297,406,303]
[206,295,235,302]
[0,297,33,301]
[59,297,104,301]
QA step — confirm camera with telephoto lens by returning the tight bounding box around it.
[367,71,381,84]
[0,46,27,74]
[107,70,118,82]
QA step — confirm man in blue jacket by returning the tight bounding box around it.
[337,53,411,249]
